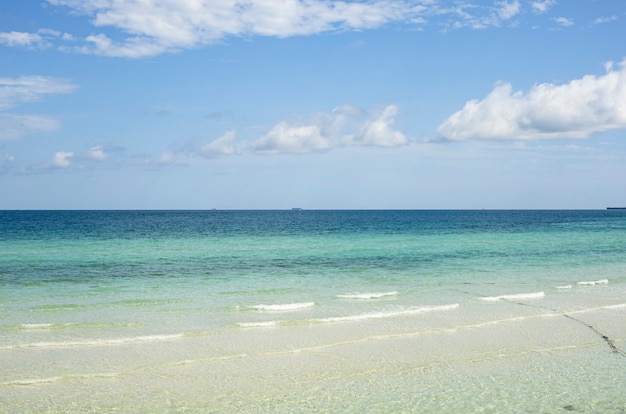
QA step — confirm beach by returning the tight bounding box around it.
[1,210,625,412]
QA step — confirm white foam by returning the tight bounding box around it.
[236,321,279,328]
[1,376,64,386]
[313,304,459,323]
[20,323,54,329]
[554,285,572,289]
[0,373,119,387]
[480,292,545,302]
[248,302,315,311]
[336,291,399,299]
[4,333,184,349]
[577,279,609,286]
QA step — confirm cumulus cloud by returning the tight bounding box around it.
[252,104,407,154]
[49,151,74,168]
[253,122,331,154]
[437,59,626,141]
[347,105,407,147]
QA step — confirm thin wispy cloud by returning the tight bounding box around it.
[437,59,626,141]
[0,0,588,58]
[0,29,74,49]
[592,16,618,26]
[531,0,557,14]
[0,76,77,110]
[553,16,574,27]
[85,146,108,161]
[0,31,45,48]
[0,114,61,141]
[0,153,15,174]
[0,76,77,141]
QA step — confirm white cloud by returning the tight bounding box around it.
[553,16,574,27]
[593,16,618,25]
[46,0,418,57]
[253,122,331,154]
[347,105,407,147]
[0,31,44,48]
[0,76,76,140]
[0,76,77,111]
[29,145,112,171]
[531,0,556,14]
[49,151,74,168]
[496,1,520,20]
[86,145,108,160]
[0,114,61,141]
[202,130,237,157]
[36,0,577,57]
[0,29,76,49]
[437,59,626,141]
[252,104,407,154]
[442,1,522,30]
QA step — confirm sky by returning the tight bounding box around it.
[1,0,625,209]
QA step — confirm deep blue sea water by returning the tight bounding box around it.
[1,210,625,412]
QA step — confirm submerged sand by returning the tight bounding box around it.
[2,285,625,413]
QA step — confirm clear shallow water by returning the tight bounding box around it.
[1,210,626,412]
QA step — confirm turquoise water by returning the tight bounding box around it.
[1,210,626,412]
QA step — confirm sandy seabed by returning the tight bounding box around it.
[2,287,626,413]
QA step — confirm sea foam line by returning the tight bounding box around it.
[0,372,119,387]
[312,304,460,323]
[248,302,315,311]
[480,292,545,302]
[236,321,279,328]
[236,304,460,328]
[577,279,609,286]
[336,291,399,300]
[2,333,185,350]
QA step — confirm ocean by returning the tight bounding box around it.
[1,210,625,413]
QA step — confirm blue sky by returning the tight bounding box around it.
[1,0,625,209]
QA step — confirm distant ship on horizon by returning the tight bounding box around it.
[606,207,626,210]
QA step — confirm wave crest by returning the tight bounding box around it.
[336,291,399,300]
[480,292,545,302]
